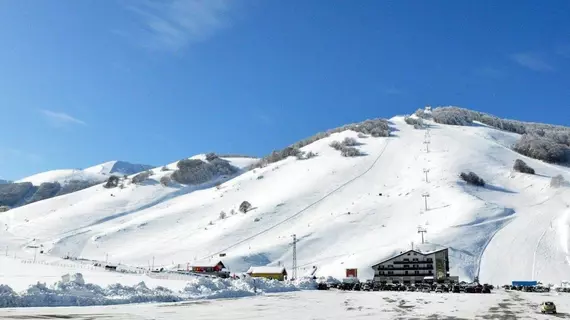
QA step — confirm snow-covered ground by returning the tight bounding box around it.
[0,265,313,308]
[2,290,570,319]
[16,160,153,186]
[2,115,570,295]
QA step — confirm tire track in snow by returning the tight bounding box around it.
[200,138,392,259]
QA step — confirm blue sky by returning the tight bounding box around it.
[1,0,570,180]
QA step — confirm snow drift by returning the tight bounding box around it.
[0,273,314,308]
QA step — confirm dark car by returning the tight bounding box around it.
[317,282,329,290]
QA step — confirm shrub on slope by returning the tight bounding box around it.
[56,180,98,196]
[460,172,485,187]
[26,182,62,204]
[171,158,237,185]
[340,147,363,157]
[429,106,570,164]
[0,182,34,207]
[255,118,391,167]
[132,171,152,185]
[414,108,432,120]
[513,134,569,164]
[342,137,359,146]
[239,201,252,213]
[329,138,364,157]
[513,159,535,174]
[404,116,424,129]
[104,175,120,189]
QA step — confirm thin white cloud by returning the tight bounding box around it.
[124,0,232,52]
[40,109,86,126]
[510,52,554,72]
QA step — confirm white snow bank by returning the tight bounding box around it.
[0,273,315,308]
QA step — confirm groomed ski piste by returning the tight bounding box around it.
[1,114,570,309]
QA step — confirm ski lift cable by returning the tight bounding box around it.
[199,138,392,260]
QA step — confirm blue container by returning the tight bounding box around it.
[512,281,537,287]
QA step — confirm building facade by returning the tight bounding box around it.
[177,260,229,278]
[371,248,450,284]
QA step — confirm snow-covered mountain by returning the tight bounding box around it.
[0,161,153,210]
[17,161,153,185]
[1,108,570,288]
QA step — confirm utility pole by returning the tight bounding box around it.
[422,192,430,211]
[105,253,109,264]
[423,168,430,183]
[291,234,299,280]
[152,256,155,271]
[418,226,427,244]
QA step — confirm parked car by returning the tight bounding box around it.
[540,301,557,314]
[317,282,329,290]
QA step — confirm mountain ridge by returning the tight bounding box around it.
[1,107,569,286]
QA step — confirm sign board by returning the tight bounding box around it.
[346,268,358,278]
[512,281,537,287]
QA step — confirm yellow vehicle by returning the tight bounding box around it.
[540,301,557,314]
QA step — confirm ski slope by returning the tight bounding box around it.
[1,116,570,289]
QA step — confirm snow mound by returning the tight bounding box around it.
[0,273,313,308]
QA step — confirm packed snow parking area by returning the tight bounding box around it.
[2,290,570,319]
